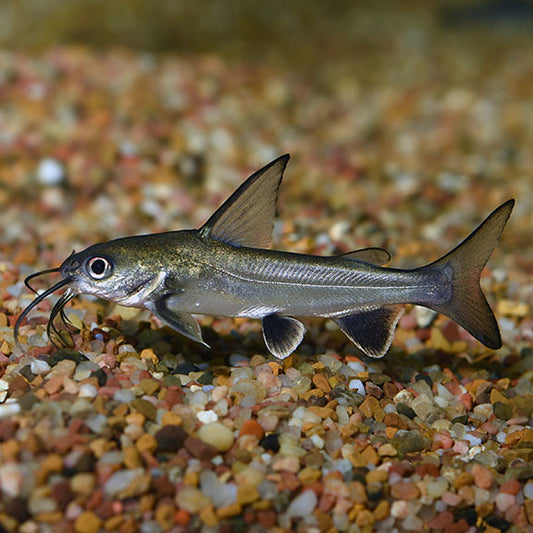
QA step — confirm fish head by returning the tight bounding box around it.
[60,238,162,304]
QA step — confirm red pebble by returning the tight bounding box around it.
[165,387,184,407]
[500,478,521,495]
[447,519,470,533]
[471,464,493,490]
[458,392,473,410]
[427,511,454,529]
[318,492,336,513]
[432,431,453,450]
[441,320,461,342]
[415,463,440,477]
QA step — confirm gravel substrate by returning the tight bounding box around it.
[0,34,532,533]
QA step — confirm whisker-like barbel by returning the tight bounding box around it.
[24,267,62,294]
[47,288,77,347]
[14,278,71,345]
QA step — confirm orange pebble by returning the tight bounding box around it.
[239,419,265,440]
[175,509,190,526]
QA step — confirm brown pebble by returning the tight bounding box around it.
[298,467,322,485]
[74,511,102,533]
[505,428,533,446]
[0,420,18,440]
[374,500,390,521]
[139,378,160,396]
[161,411,183,426]
[131,398,157,421]
[314,509,334,530]
[153,476,176,497]
[366,469,388,484]
[383,382,400,398]
[390,481,420,500]
[256,509,277,528]
[123,446,142,469]
[135,433,157,454]
[184,436,218,460]
[312,373,331,393]
[453,471,474,489]
[383,412,409,429]
[51,481,73,511]
[356,509,375,527]
[155,502,175,530]
[237,484,260,505]
[216,502,242,519]
[359,396,379,419]
[360,445,379,466]
[199,504,218,527]
[104,515,124,531]
[307,405,335,419]
[428,511,454,529]
[155,424,188,453]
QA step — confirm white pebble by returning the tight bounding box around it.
[0,402,21,419]
[329,221,350,241]
[347,360,366,373]
[30,359,50,376]
[348,379,366,395]
[79,384,97,399]
[286,489,317,518]
[463,433,482,446]
[37,157,65,185]
[434,396,448,408]
[113,389,136,403]
[403,514,423,531]
[310,434,324,449]
[495,492,515,512]
[104,468,148,498]
[524,481,533,499]
[85,414,108,433]
[0,463,24,497]
[415,306,437,328]
[197,410,218,424]
[472,403,493,421]
[496,431,507,444]
[390,500,409,518]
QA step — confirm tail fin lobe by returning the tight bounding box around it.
[423,199,514,349]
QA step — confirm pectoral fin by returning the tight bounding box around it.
[334,306,404,358]
[262,314,305,359]
[148,297,209,347]
[199,155,289,248]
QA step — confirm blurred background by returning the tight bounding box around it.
[0,0,531,273]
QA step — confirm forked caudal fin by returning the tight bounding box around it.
[420,199,515,350]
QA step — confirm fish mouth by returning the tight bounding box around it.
[15,268,78,348]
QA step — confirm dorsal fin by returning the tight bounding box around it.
[338,247,391,265]
[199,155,290,248]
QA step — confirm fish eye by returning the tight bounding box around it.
[86,257,113,280]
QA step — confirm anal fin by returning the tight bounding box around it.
[262,314,305,359]
[148,296,209,347]
[334,306,404,358]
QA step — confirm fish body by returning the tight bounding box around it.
[18,155,514,359]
